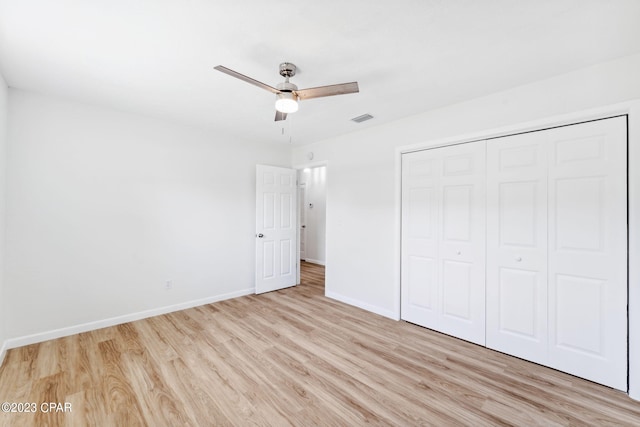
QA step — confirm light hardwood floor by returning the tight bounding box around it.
[1,261,640,426]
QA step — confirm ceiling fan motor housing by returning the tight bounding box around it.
[279,62,297,78]
[276,81,298,93]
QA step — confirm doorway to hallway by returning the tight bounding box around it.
[297,165,327,292]
[300,260,325,294]
[298,166,326,266]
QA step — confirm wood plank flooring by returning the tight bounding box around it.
[1,261,640,426]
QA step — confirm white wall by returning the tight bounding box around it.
[5,89,290,343]
[0,72,8,360]
[299,166,326,265]
[292,52,640,398]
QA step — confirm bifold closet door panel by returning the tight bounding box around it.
[401,142,486,346]
[547,117,627,391]
[486,132,549,365]
[438,142,486,345]
[403,116,627,391]
[401,150,440,328]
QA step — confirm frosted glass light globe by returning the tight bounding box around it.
[275,92,299,113]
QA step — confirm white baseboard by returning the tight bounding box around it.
[0,339,8,367]
[325,290,399,320]
[4,288,254,350]
[302,258,325,266]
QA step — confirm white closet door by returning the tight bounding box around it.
[547,117,627,390]
[438,143,486,345]
[401,142,486,345]
[486,132,548,364]
[401,150,440,328]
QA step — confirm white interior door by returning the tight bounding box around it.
[256,165,297,294]
[486,131,549,365]
[401,141,486,345]
[547,117,627,390]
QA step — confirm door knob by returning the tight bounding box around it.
[516,256,522,262]
[257,233,264,238]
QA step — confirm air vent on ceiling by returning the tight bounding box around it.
[351,113,374,123]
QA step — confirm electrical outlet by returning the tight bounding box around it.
[165,280,173,290]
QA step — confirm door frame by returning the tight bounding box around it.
[395,99,640,400]
[298,181,307,264]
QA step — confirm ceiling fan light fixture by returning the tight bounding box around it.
[275,92,299,113]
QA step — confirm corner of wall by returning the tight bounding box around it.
[627,101,640,401]
[0,74,8,365]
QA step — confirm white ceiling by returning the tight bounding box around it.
[1,0,639,145]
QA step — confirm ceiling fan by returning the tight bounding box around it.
[214,62,359,121]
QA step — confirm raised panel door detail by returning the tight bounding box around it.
[280,239,293,276]
[498,268,539,339]
[555,135,604,164]
[280,174,293,186]
[406,158,435,177]
[499,181,538,248]
[442,185,471,242]
[554,274,604,356]
[443,155,474,176]
[407,256,436,311]
[442,260,472,321]
[554,177,604,252]
[407,188,434,239]
[263,193,275,229]
[263,172,275,185]
[263,241,275,279]
[280,193,292,229]
[499,145,539,170]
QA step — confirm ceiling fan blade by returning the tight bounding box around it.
[295,82,359,100]
[275,111,288,121]
[214,65,280,94]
